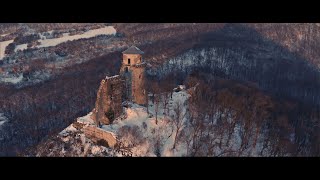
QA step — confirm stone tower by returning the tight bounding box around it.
[120,46,147,105]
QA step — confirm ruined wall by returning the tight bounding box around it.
[92,75,123,125]
[83,126,117,148]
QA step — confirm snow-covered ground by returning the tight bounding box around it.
[59,124,78,136]
[77,112,95,125]
[0,26,116,60]
[51,85,266,157]
[53,89,190,157]
[97,90,190,156]
[0,113,8,129]
[0,73,23,84]
[0,33,9,37]
[15,26,116,52]
[0,39,14,60]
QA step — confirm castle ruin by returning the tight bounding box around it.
[92,46,147,126]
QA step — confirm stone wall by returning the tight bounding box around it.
[92,75,124,125]
[83,126,117,148]
[120,58,147,105]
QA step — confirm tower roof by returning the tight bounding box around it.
[122,46,144,55]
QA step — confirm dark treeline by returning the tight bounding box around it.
[153,69,319,156]
[0,52,121,156]
[151,24,320,108]
[145,24,320,156]
[189,71,319,156]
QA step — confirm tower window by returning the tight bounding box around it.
[128,58,131,64]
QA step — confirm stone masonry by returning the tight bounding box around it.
[91,45,147,126]
[92,75,124,125]
[83,126,117,148]
[120,46,147,105]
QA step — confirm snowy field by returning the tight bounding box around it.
[0,26,116,60]
[15,26,116,52]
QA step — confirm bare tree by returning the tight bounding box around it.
[162,92,170,116]
[170,100,185,150]
[154,93,160,125]
[150,126,167,157]
[150,81,161,125]
[146,91,150,115]
[144,77,150,115]
[115,125,146,157]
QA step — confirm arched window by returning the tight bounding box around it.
[128,58,131,64]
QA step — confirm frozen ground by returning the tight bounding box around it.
[52,89,190,157]
[15,26,116,52]
[0,26,116,60]
[49,85,266,157]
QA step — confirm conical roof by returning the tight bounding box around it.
[122,45,144,54]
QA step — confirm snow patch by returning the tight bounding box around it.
[0,33,9,37]
[0,74,23,84]
[0,113,8,128]
[0,39,14,60]
[77,112,94,125]
[91,146,103,155]
[105,75,119,80]
[59,124,77,136]
[15,44,28,52]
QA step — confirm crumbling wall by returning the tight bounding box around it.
[83,126,117,148]
[92,75,123,125]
